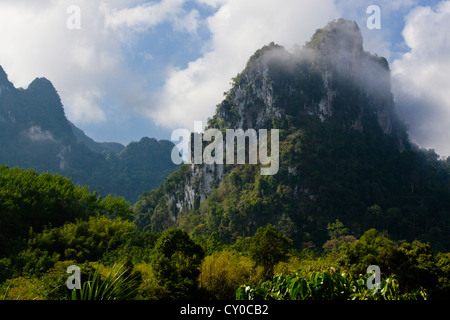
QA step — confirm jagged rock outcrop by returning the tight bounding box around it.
[142,19,408,217]
[0,69,76,171]
[214,19,398,135]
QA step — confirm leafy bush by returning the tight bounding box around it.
[0,166,99,256]
[29,215,136,262]
[0,277,44,300]
[151,229,205,299]
[236,270,428,300]
[199,250,263,300]
[69,263,139,300]
[249,225,292,280]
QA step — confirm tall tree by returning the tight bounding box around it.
[151,229,205,299]
[249,225,292,280]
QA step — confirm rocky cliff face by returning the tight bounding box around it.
[0,68,76,172]
[214,19,397,135]
[151,19,407,217]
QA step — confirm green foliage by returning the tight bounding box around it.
[338,229,400,276]
[337,228,447,298]
[327,219,349,239]
[435,252,450,298]
[29,215,136,263]
[100,230,160,265]
[15,248,61,279]
[0,166,98,256]
[0,166,153,283]
[134,165,191,231]
[249,225,293,280]
[236,270,428,300]
[199,250,263,300]
[150,229,205,299]
[40,260,86,300]
[192,232,224,256]
[69,263,139,300]
[0,277,45,300]
[98,195,133,221]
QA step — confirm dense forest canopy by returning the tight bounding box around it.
[1,165,449,300]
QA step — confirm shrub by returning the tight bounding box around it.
[199,250,262,300]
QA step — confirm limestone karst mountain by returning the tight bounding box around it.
[134,19,450,251]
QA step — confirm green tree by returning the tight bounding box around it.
[322,219,355,253]
[29,216,135,263]
[0,166,98,256]
[249,225,292,280]
[98,195,133,221]
[436,252,450,299]
[199,250,260,300]
[338,229,404,278]
[398,241,440,297]
[151,229,205,299]
[327,219,349,240]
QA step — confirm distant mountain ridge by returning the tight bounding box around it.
[0,66,177,203]
[68,121,125,155]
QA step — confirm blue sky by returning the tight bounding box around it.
[0,0,449,156]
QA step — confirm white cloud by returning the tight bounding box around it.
[25,126,56,142]
[149,0,339,130]
[392,1,450,156]
[0,0,123,123]
[7,0,447,158]
[335,0,417,17]
[104,0,199,33]
[334,0,419,61]
[0,0,197,126]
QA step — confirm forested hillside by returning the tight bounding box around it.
[1,165,449,300]
[134,20,450,252]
